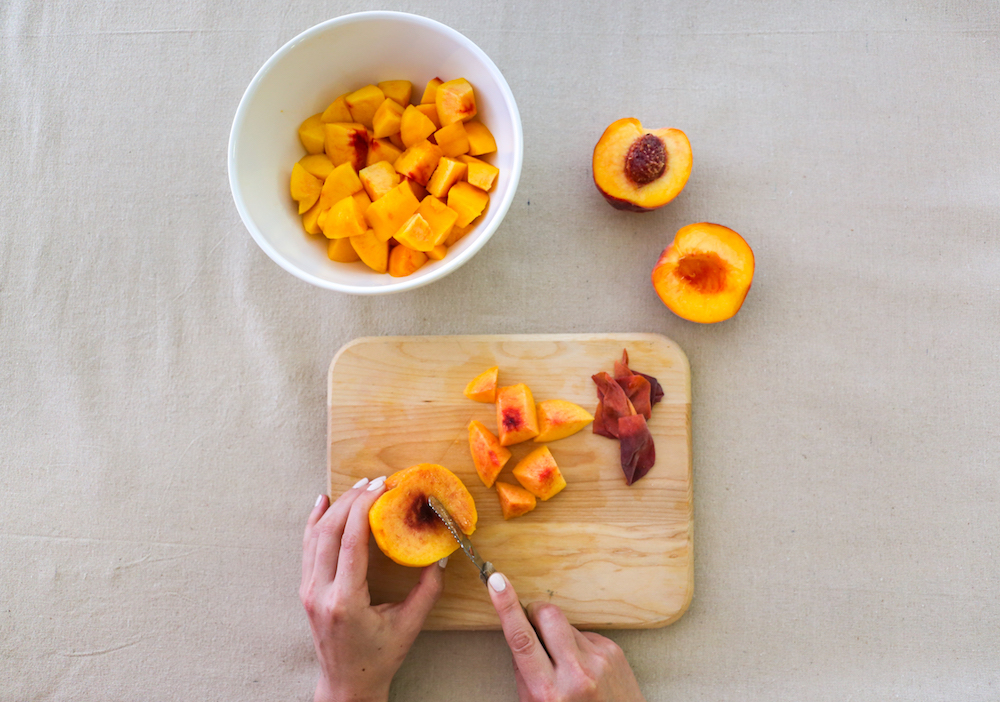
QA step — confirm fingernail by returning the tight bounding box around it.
[366,476,387,492]
[352,477,369,489]
[437,557,448,569]
[314,494,325,507]
[488,572,506,592]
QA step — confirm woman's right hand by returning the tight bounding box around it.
[486,571,647,702]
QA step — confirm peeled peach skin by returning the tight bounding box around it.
[369,463,477,567]
[593,118,692,212]
[652,222,754,323]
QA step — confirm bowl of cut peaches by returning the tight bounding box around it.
[229,12,523,293]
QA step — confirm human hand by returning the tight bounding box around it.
[301,477,446,702]
[487,572,646,702]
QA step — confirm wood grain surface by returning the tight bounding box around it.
[327,333,692,630]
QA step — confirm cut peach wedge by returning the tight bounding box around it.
[327,237,360,263]
[364,182,421,242]
[289,163,322,214]
[359,160,400,202]
[652,222,755,323]
[495,481,536,519]
[345,84,385,130]
[496,383,539,446]
[434,121,470,158]
[468,420,511,488]
[394,140,443,186]
[426,157,467,199]
[436,78,477,126]
[458,155,499,192]
[464,121,497,156]
[324,122,369,172]
[416,196,459,246]
[318,162,363,212]
[512,446,566,501]
[393,213,436,252]
[321,94,353,123]
[399,105,437,148]
[534,399,594,442]
[298,153,334,180]
[372,98,405,139]
[377,80,412,107]
[298,113,326,154]
[463,365,498,403]
[447,181,489,228]
[321,195,367,240]
[388,244,428,277]
[349,229,389,274]
[420,77,443,105]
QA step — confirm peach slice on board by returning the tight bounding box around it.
[512,446,566,501]
[369,464,477,567]
[467,420,511,487]
[534,399,594,442]
[651,222,754,323]
[495,383,540,446]
[463,365,498,403]
[495,481,536,519]
[593,118,692,212]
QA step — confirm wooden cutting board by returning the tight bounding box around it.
[327,333,692,630]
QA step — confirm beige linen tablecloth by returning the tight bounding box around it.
[3,1,998,699]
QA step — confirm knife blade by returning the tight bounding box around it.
[427,495,496,585]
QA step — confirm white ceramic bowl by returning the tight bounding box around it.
[228,12,523,293]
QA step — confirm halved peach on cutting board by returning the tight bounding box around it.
[369,463,477,567]
[652,222,754,323]
[593,118,692,212]
[495,383,539,446]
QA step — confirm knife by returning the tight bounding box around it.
[427,495,496,585]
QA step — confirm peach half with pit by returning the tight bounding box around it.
[593,118,692,212]
[651,222,754,323]
[368,463,477,567]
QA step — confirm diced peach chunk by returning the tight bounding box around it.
[388,131,406,151]
[458,155,499,192]
[394,140,444,186]
[301,200,323,235]
[400,177,428,201]
[388,244,428,277]
[399,105,437,148]
[534,399,594,442]
[434,122,470,158]
[512,446,566,501]
[377,80,412,107]
[468,420,511,487]
[345,84,385,130]
[321,195,368,240]
[444,222,473,247]
[321,94,353,123]
[364,183,421,242]
[298,153,335,180]
[366,138,404,167]
[324,122,368,172]
[420,77,443,105]
[495,481,537,519]
[327,237,360,263]
[415,104,441,129]
[426,244,447,261]
[352,190,372,216]
[436,78,476,126]
[290,163,322,213]
[359,161,400,202]
[372,98,405,139]
[426,157,468,199]
[393,213,437,252]
[350,229,389,273]
[464,121,497,156]
[318,162,363,211]
[298,113,326,155]
[416,196,459,245]
[447,181,490,227]
[496,383,540,446]
[463,365,498,403]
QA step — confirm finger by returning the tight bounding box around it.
[396,558,447,632]
[301,494,329,587]
[526,602,581,666]
[312,478,371,585]
[487,572,553,684]
[333,475,387,592]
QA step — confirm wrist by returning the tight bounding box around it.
[315,678,389,702]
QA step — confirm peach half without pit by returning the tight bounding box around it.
[651,222,755,323]
[368,463,477,567]
[593,118,692,212]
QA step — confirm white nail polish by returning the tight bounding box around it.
[352,477,369,489]
[366,476,387,491]
[438,557,448,569]
[488,572,506,592]
[315,494,325,507]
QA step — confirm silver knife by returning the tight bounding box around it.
[428,495,496,585]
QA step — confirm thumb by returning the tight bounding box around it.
[397,557,447,629]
